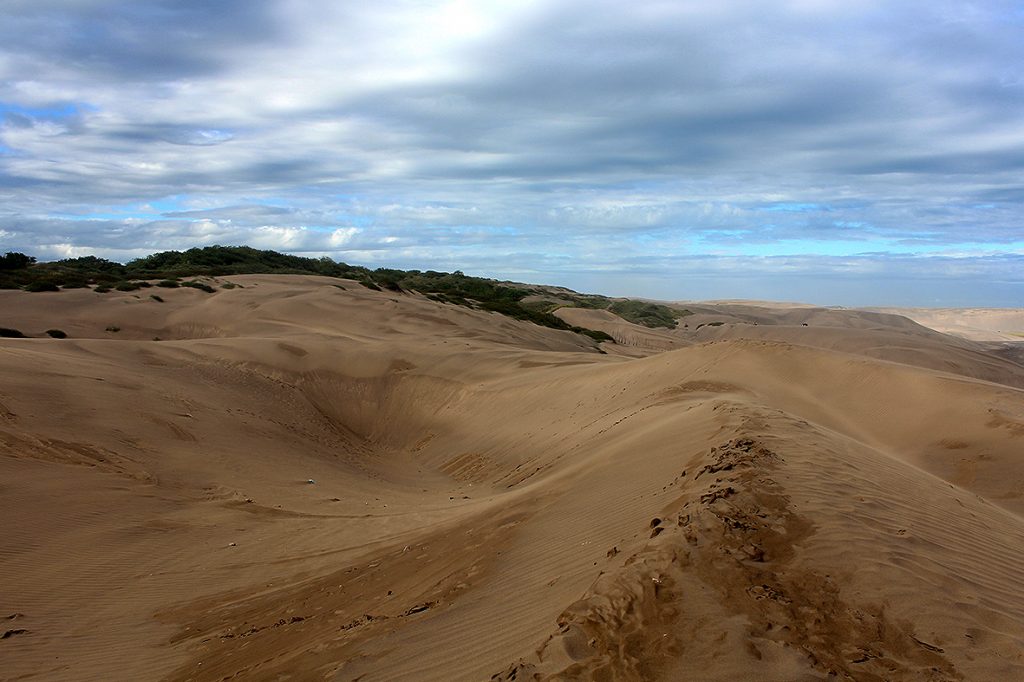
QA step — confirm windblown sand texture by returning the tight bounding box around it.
[2,275,1023,681]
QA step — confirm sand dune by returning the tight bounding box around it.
[868,307,1024,343]
[2,276,1023,681]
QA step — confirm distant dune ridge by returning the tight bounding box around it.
[1,274,1023,681]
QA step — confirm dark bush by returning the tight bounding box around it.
[105,325,120,332]
[181,280,216,293]
[0,327,26,338]
[0,252,35,270]
[94,285,112,293]
[575,328,615,343]
[157,280,180,288]
[45,329,67,338]
[150,294,164,302]
[115,281,141,291]
[24,281,60,292]
[46,255,123,276]
[373,270,403,291]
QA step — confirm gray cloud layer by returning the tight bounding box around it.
[1,1,1022,304]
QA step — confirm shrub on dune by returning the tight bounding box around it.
[24,281,60,292]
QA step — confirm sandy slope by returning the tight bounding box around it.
[2,276,1023,681]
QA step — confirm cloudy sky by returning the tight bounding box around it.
[2,0,1023,305]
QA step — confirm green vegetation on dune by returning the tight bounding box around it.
[522,294,689,329]
[126,245,368,279]
[385,269,571,330]
[182,280,216,293]
[0,245,683,341]
[0,246,362,291]
[23,280,60,292]
[606,300,687,329]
